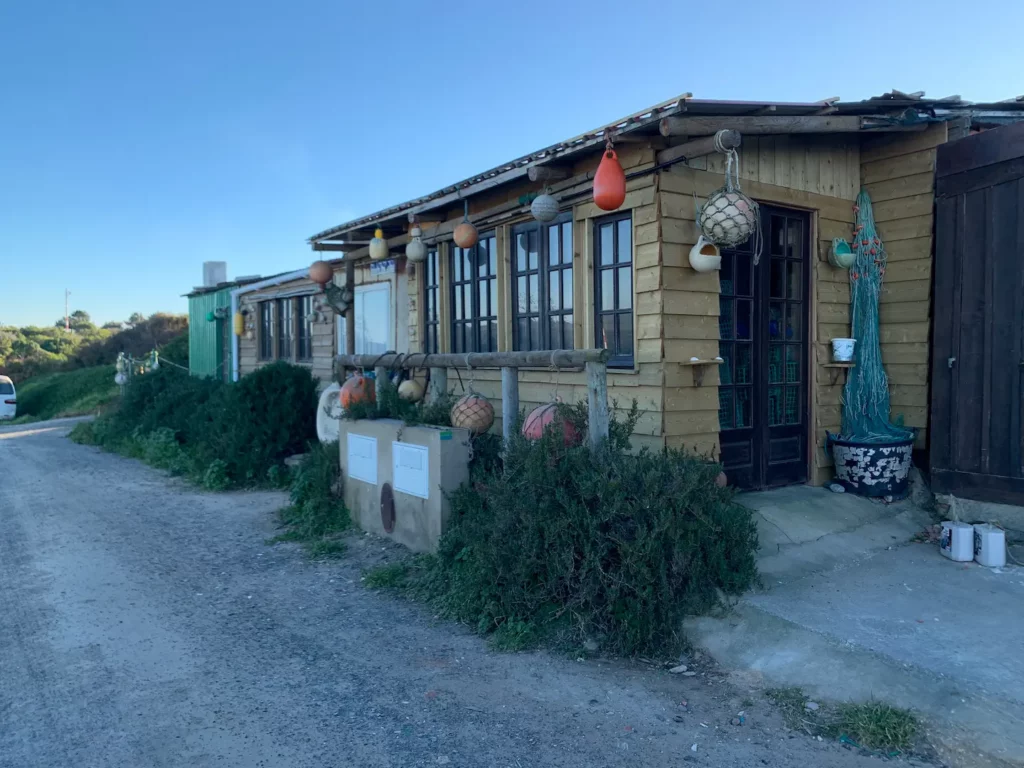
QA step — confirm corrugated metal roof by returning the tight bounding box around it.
[309,90,1024,243]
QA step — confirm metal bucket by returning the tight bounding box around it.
[827,433,915,498]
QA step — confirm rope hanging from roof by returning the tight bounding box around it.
[838,189,915,443]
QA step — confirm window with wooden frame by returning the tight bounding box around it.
[593,212,634,368]
[258,301,274,360]
[296,295,313,361]
[422,247,440,354]
[449,233,497,354]
[511,214,574,351]
[276,297,294,360]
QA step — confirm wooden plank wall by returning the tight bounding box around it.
[399,143,667,450]
[658,135,860,480]
[860,123,947,451]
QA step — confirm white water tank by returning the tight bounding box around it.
[940,521,974,561]
[973,524,1006,568]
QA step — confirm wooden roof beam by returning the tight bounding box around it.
[528,165,571,182]
[656,130,741,166]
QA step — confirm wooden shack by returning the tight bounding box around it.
[296,92,1020,490]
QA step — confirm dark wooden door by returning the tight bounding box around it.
[932,122,1024,504]
[718,206,810,489]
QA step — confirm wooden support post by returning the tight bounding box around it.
[501,366,519,446]
[655,130,742,166]
[344,260,355,356]
[428,367,448,403]
[374,366,387,400]
[585,361,609,450]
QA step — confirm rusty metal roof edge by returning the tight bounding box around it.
[307,93,691,243]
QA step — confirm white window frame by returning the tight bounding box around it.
[337,281,394,354]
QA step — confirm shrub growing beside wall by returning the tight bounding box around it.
[71,362,318,488]
[373,404,759,656]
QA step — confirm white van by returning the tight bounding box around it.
[0,376,16,420]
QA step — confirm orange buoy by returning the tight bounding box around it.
[339,374,375,409]
[450,393,494,434]
[522,403,580,446]
[593,148,626,211]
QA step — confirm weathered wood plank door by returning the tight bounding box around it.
[932,122,1024,503]
[719,206,810,489]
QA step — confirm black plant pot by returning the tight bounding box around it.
[827,433,915,498]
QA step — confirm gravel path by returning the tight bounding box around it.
[0,420,923,768]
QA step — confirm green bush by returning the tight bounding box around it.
[10,365,118,422]
[271,440,350,557]
[78,362,319,489]
[394,402,758,656]
[342,376,456,427]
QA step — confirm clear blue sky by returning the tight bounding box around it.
[1,0,1019,327]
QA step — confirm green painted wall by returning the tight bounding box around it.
[188,288,233,379]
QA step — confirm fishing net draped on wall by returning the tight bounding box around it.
[838,190,914,443]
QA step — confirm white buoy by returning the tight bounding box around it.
[940,521,974,562]
[973,524,1006,568]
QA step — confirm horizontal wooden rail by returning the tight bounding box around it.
[334,349,609,371]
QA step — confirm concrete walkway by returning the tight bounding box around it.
[686,486,1024,768]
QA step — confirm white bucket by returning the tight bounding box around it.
[831,338,856,362]
[973,524,1007,568]
[940,521,974,561]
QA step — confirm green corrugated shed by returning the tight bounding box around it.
[187,287,233,379]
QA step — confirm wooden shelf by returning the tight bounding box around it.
[822,362,855,386]
[681,359,723,387]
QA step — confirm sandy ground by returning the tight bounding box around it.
[0,419,934,767]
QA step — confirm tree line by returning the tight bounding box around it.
[0,310,188,382]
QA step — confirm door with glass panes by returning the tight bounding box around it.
[717,206,809,489]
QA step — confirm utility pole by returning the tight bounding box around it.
[65,289,71,331]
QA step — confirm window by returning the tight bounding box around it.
[450,233,497,353]
[594,212,634,368]
[511,215,574,351]
[258,301,274,360]
[422,247,440,354]
[296,295,313,360]
[337,283,392,354]
[277,298,294,360]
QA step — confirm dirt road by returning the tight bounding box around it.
[0,420,915,767]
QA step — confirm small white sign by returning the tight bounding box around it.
[392,441,429,499]
[347,434,378,484]
[370,259,395,276]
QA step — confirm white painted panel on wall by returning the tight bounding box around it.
[392,441,429,499]
[347,434,378,484]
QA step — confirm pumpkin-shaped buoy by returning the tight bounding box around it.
[397,379,425,402]
[593,148,626,211]
[339,374,375,409]
[369,228,389,261]
[453,220,479,249]
[309,260,333,285]
[522,403,581,446]
[450,393,494,434]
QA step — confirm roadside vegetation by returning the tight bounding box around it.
[270,440,351,558]
[7,365,118,423]
[767,687,918,754]
[71,362,317,489]
[363,402,759,657]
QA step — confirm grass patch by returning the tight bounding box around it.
[269,440,351,559]
[363,562,410,589]
[766,687,815,729]
[828,701,918,753]
[9,365,117,423]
